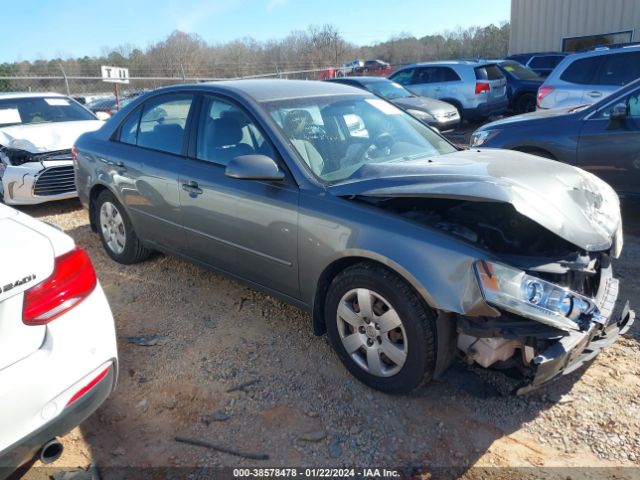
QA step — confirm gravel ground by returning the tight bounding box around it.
[13,195,640,479]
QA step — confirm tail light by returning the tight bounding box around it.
[537,85,554,107]
[23,248,97,325]
[71,146,78,161]
[475,82,490,94]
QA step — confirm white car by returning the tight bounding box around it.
[0,204,117,473]
[0,93,104,205]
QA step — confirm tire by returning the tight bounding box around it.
[95,190,151,264]
[514,93,536,114]
[325,262,437,394]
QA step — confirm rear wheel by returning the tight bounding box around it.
[514,93,536,114]
[325,262,437,393]
[95,190,151,264]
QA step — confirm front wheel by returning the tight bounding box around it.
[325,262,437,393]
[95,190,151,264]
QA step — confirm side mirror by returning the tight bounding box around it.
[225,155,285,181]
[95,111,111,121]
[611,103,628,120]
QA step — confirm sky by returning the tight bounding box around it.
[0,0,510,63]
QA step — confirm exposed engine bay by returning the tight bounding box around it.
[359,196,582,257]
[356,195,634,394]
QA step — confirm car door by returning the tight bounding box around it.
[179,94,300,298]
[577,86,640,195]
[105,93,195,253]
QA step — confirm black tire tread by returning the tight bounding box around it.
[325,261,437,394]
[95,190,151,265]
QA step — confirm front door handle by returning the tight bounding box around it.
[182,181,203,195]
[587,91,603,98]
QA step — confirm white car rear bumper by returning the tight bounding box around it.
[0,283,118,460]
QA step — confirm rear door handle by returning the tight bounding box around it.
[587,91,603,98]
[182,181,203,195]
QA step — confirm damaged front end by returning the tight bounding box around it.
[331,150,634,394]
[0,146,76,205]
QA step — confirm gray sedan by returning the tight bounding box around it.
[74,80,634,394]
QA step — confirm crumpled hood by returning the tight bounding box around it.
[329,149,622,253]
[0,120,103,153]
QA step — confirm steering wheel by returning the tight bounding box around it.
[364,132,395,160]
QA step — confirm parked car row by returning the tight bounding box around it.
[337,43,640,121]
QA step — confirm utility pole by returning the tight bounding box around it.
[58,63,70,96]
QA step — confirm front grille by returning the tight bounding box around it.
[33,166,76,197]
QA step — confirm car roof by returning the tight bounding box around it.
[202,79,367,102]
[0,92,66,100]
[508,52,566,57]
[331,76,390,84]
[568,44,640,58]
[397,60,496,69]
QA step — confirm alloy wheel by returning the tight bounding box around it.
[99,201,126,255]
[336,288,408,377]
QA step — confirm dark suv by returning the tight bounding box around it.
[506,52,568,77]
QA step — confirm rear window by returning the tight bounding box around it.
[560,56,604,84]
[474,65,504,81]
[529,55,564,69]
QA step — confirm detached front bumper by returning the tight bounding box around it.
[516,278,635,394]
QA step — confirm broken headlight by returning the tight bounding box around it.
[474,260,599,331]
[1,147,35,166]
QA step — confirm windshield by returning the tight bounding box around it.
[500,61,541,81]
[364,81,412,100]
[0,96,96,127]
[263,94,457,183]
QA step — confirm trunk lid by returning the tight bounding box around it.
[0,205,56,370]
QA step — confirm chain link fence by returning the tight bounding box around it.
[0,67,360,99]
[0,63,398,103]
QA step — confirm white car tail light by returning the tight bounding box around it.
[22,248,97,325]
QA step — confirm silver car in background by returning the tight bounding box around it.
[537,45,640,109]
[388,60,509,120]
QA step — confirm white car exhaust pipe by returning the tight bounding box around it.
[39,438,63,464]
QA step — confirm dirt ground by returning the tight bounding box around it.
[12,192,640,479]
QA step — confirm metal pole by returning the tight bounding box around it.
[114,83,120,110]
[58,63,70,96]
